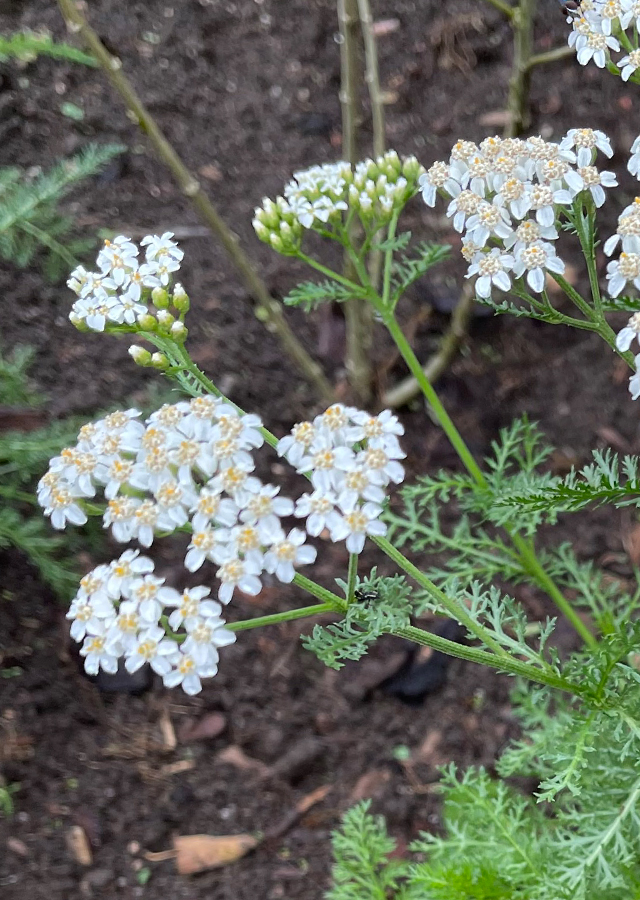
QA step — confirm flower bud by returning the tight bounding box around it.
[172,283,190,312]
[253,219,270,242]
[402,155,424,182]
[69,313,89,332]
[137,313,158,332]
[156,309,175,332]
[270,233,285,253]
[170,321,188,342]
[151,287,169,309]
[150,352,170,370]
[128,344,152,366]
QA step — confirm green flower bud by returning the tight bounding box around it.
[151,287,169,309]
[170,321,188,342]
[150,352,170,370]
[137,313,158,332]
[128,344,152,366]
[270,233,285,253]
[156,309,175,332]
[253,219,270,242]
[69,313,90,332]
[402,155,424,182]
[172,283,190,313]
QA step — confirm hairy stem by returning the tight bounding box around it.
[56,0,334,404]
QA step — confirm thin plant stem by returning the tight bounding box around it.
[357,0,385,159]
[480,0,515,17]
[382,312,487,484]
[338,0,374,402]
[527,45,574,69]
[228,603,333,632]
[505,0,534,137]
[373,536,512,659]
[395,625,584,696]
[17,219,78,270]
[382,282,475,408]
[346,553,359,602]
[379,310,593,647]
[56,0,334,404]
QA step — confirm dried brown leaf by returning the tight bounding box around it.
[173,833,259,874]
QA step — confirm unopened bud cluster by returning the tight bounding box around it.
[253,151,425,252]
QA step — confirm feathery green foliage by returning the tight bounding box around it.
[0,143,124,280]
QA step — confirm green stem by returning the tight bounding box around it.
[293,572,348,611]
[17,220,78,270]
[228,603,333,632]
[346,553,359,603]
[296,251,366,295]
[510,534,597,649]
[373,535,511,658]
[395,625,582,695]
[382,312,486,485]
[381,311,589,646]
[381,211,399,309]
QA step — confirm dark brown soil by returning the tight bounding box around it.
[1,0,639,897]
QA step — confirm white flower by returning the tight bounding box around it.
[94,456,135,500]
[358,444,406,487]
[185,525,230,572]
[141,231,184,264]
[445,187,484,233]
[182,615,236,666]
[560,128,613,165]
[464,199,514,247]
[606,252,640,296]
[616,312,640,351]
[239,483,293,539]
[209,465,262,507]
[71,292,117,332]
[214,551,263,604]
[128,574,178,624]
[294,490,343,536]
[329,504,387,554]
[103,496,139,543]
[165,586,221,630]
[335,466,386,512]
[67,591,115,641]
[604,206,640,256]
[629,353,640,399]
[466,248,514,299]
[512,241,565,293]
[125,626,176,675]
[419,161,458,206]
[350,409,404,450]
[107,550,154,598]
[277,420,319,466]
[560,164,617,207]
[80,623,121,676]
[106,600,142,653]
[190,486,238,533]
[298,439,355,493]
[154,478,197,531]
[629,136,640,180]
[163,647,218,695]
[213,408,264,451]
[43,485,88,530]
[263,528,317,583]
[314,404,361,445]
[576,31,619,67]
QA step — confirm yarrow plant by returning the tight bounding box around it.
[35,81,640,896]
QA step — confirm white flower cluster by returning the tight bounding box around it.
[253,151,425,253]
[67,550,235,695]
[420,130,617,297]
[37,398,320,603]
[67,232,185,333]
[564,0,640,69]
[277,404,405,554]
